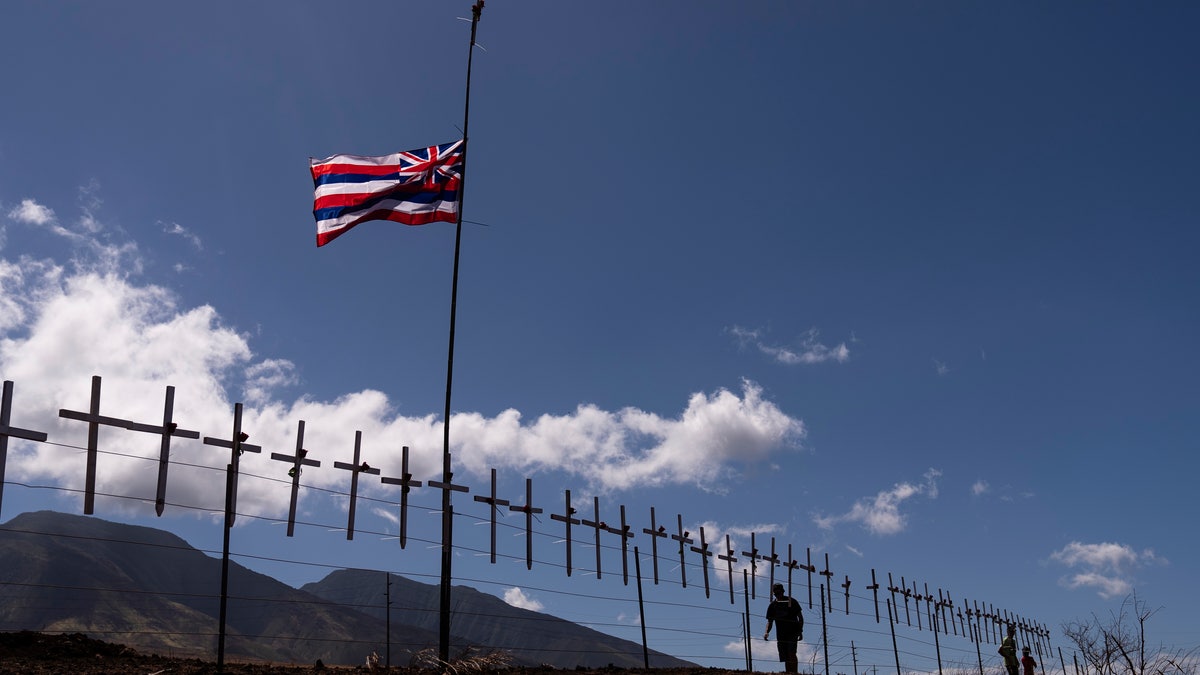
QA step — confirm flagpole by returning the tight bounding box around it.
[439,0,484,664]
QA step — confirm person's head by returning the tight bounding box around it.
[772,583,786,598]
[1023,648,1031,654]
[1008,624,1016,635]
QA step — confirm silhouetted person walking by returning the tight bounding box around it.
[764,582,803,674]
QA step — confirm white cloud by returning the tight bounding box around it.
[8,199,56,226]
[813,469,942,535]
[1049,541,1166,599]
[0,198,806,518]
[160,220,203,250]
[5,192,142,273]
[729,326,850,366]
[971,480,989,496]
[933,359,949,376]
[1060,572,1131,599]
[243,359,299,408]
[503,587,544,612]
[452,380,804,492]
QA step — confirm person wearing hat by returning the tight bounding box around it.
[764,582,804,673]
[1021,646,1038,675]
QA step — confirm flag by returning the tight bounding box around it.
[310,140,463,247]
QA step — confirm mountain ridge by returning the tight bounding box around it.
[0,510,693,668]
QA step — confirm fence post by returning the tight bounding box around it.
[887,598,901,675]
[634,546,649,668]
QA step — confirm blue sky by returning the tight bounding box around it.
[2,1,1197,670]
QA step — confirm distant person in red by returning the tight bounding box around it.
[1021,647,1038,675]
[764,582,804,673]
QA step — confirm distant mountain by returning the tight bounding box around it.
[303,568,693,668]
[0,510,439,665]
[0,511,694,668]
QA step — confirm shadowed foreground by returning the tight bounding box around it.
[0,632,757,675]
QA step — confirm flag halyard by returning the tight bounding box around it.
[310,140,463,247]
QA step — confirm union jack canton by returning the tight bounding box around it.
[310,140,463,247]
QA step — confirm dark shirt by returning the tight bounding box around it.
[766,596,804,640]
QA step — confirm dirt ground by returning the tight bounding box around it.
[0,632,753,675]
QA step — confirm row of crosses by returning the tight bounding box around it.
[1,376,1050,652]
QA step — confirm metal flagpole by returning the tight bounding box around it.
[439,0,484,663]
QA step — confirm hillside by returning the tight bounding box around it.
[0,511,441,665]
[0,511,693,668]
[303,569,693,668]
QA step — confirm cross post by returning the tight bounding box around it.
[269,419,321,537]
[472,468,510,563]
[506,477,541,569]
[640,506,668,584]
[380,446,423,548]
[332,430,380,540]
[0,381,49,517]
[550,489,581,576]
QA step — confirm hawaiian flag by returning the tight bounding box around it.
[310,140,463,247]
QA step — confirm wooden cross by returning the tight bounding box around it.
[550,489,581,576]
[899,575,913,627]
[689,526,714,598]
[785,544,800,595]
[269,419,321,537]
[765,537,781,590]
[380,446,423,548]
[866,568,881,623]
[640,506,668,585]
[670,514,693,588]
[842,575,852,615]
[58,376,116,515]
[741,532,765,599]
[924,583,935,631]
[0,381,49,517]
[821,553,835,609]
[719,534,738,605]
[506,477,541,569]
[911,580,924,630]
[805,547,817,609]
[887,572,900,625]
[939,589,955,636]
[146,386,199,516]
[956,601,966,640]
[578,496,607,579]
[201,402,261,526]
[472,468,510,564]
[332,431,380,540]
[601,505,634,585]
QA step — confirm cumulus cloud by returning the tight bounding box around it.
[1049,541,1165,599]
[8,199,57,226]
[971,480,989,496]
[452,379,803,492]
[502,587,544,612]
[0,194,805,519]
[728,326,850,366]
[813,469,942,535]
